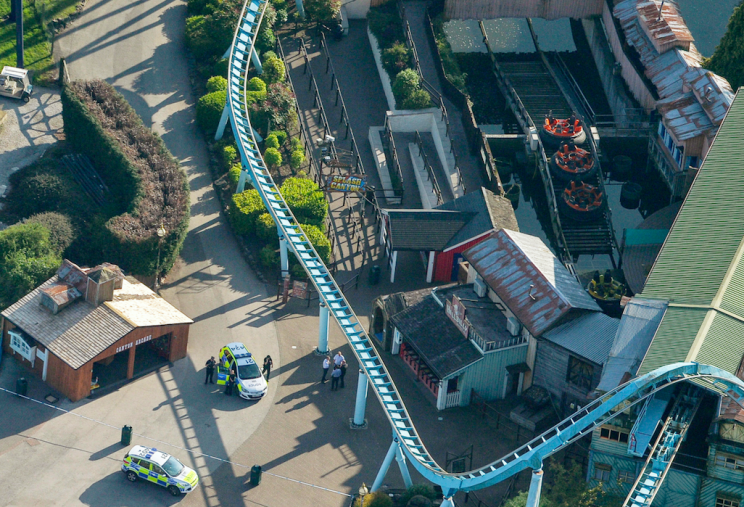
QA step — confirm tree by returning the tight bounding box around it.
[262,82,297,131]
[206,75,228,93]
[264,147,283,167]
[402,88,432,110]
[262,56,286,84]
[305,0,341,22]
[0,223,61,309]
[705,3,744,91]
[196,90,227,133]
[23,213,76,254]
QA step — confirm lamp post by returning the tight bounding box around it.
[359,483,368,507]
[155,223,166,290]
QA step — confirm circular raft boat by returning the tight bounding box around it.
[587,270,626,312]
[540,113,587,148]
[550,141,596,182]
[559,181,604,222]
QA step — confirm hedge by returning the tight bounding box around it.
[61,80,190,276]
[280,177,328,227]
[206,75,228,93]
[196,90,227,133]
[256,212,279,244]
[299,223,331,265]
[23,212,76,254]
[228,189,266,234]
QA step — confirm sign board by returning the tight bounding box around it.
[445,295,470,338]
[326,174,366,193]
[292,281,309,300]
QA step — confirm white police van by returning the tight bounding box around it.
[217,342,268,400]
[121,445,199,496]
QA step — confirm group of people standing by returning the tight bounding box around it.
[321,351,347,391]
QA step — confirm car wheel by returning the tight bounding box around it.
[126,471,138,482]
[168,485,181,496]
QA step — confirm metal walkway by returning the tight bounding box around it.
[225,1,744,499]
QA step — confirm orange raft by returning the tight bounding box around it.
[550,141,596,182]
[540,113,587,148]
[559,181,604,221]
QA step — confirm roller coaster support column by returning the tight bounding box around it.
[295,0,305,19]
[351,369,368,428]
[280,236,289,276]
[215,104,231,141]
[395,445,413,489]
[525,467,544,507]
[371,438,398,492]
[251,50,263,75]
[440,498,455,507]
[317,301,330,354]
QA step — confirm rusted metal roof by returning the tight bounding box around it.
[40,283,82,306]
[613,0,732,141]
[463,230,599,337]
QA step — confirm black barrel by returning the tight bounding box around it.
[121,425,133,446]
[368,265,381,286]
[620,181,642,209]
[15,377,27,396]
[250,465,262,486]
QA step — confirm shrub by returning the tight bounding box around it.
[275,9,288,25]
[228,163,242,191]
[402,88,432,110]
[61,80,190,276]
[382,42,412,77]
[228,189,266,235]
[268,130,288,146]
[213,58,229,78]
[0,223,61,309]
[263,56,286,84]
[264,147,283,167]
[280,177,328,227]
[290,137,303,151]
[705,3,744,91]
[206,75,228,93]
[259,245,278,268]
[23,212,76,254]
[256,212,279,244]
[187,0,208,15]
[352,492,393,507]
[265,134,280,150]
[305,0,341,23]
[290,263,306,279]
[222,144,238,171]
[393,69,420,102]
[290,149,305,169]
[7,171,69,217]
[398,485,437,507]
[262,50,278,61]
[368,2,404,49]
[263,82,297,131]
[270,0,287,9]
[299,223,331,264]
[247,77,267,92]
[196,90,227,133]
[256,27,276,55]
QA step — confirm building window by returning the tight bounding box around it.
[600,426,629,444]
[617,470,635,484]
[715,453,744,471]
[717,496,741,507]
[686,156,699,169]
[593,464,611,482]
[567,356,594,391]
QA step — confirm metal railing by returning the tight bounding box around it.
[383,114,405,198]
[551,52,596,126]
[414,130,443,206]
[469,327,528,353]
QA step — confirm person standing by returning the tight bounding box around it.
[262,355,273,381]
[331,365,342,391]
[225,371,236,396]
[321,356,331,383]
[339,360,347,388]
[205,356,216,384]
[334,351,345,368]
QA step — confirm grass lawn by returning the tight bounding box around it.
[0,0,79,83]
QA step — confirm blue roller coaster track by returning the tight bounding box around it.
[224,0,744,500]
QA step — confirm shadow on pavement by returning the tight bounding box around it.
[79,471,183,506]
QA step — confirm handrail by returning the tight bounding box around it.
[414,130,443,206]
[383,114,405,197]
[551,52,596,126]
[225,0,744,498]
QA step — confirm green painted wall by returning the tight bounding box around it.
[459,344,528,405]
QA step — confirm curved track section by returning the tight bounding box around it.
[225,4,744,496]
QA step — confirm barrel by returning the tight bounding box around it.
[620,181,642,209]
[250,465,262,486]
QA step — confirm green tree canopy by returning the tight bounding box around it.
[705,2,744,91]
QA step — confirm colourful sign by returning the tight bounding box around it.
[292,281,309,300]
[445,295,469,338]
[326,174,366,192]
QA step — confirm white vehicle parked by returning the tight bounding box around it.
[217,342,268,400]
[0,67,33,103]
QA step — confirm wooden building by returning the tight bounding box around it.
[1,260,192,402]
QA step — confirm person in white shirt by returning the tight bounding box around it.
[321,356,331,384]
[334,351,345,367]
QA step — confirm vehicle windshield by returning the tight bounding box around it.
[162,456,184,477]
[237,362,262,380]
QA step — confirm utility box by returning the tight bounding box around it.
[250,465,262,486]
[121,425,133,446]
[368,266,381,286]
[15,377,27,396]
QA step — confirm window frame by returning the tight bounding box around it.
[567,355,594,391]
[715,453,744,471]
[617,470,635,484]
[716,494,741,507]
[593,463,611,482]
[599,425,630,444]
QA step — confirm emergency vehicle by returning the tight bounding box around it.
[121,445,199,496]
[217,342,268,400]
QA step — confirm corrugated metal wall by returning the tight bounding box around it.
[444,0,603,20]
[459,344,527,405]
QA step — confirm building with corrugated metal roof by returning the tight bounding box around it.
[587,89,744,507]
[1,260,193,402]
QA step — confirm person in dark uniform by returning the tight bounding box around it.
[205,356,216,384]
[225,371,236,395]
[262,355,273,381]
[339,360,347,388]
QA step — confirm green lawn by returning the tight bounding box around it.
[0,0,79,83]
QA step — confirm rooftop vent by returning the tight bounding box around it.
[40,283,82,314]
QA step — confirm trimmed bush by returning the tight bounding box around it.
[196,90,227,134]
[368,2,405,49]
[262,50,278,61]
[299,223,331,265]
[351,492,393,507]
[393,69,420,101]
[228,163,242,191]
[280,177,328,227]
[7,171,68,217]
[264,147,283,167]
[275,9,288,25]
[290,263,306,279]
[305,0,341,23]
[228,189,266,235]
[256,27,276,55]
[290,149,305,169]
[23,212,76,254]
[247,77,267,92]
[398,485,437,507]
[382,42,412,77]
[206,75,228,93]
[265,134,280,150]
[61,80,190,276]
[263,56,286,85]
[256,212,279,244]
[213,58,229,78]
[402,88,432,110]
[290,137,303,151]
[259,245,278,268]
[269,130,288,146]
[222,144,238,171]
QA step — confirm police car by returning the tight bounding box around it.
[217,342,268,400]
[121,445,199,496]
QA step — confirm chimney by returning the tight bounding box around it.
[85,267,118,306]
